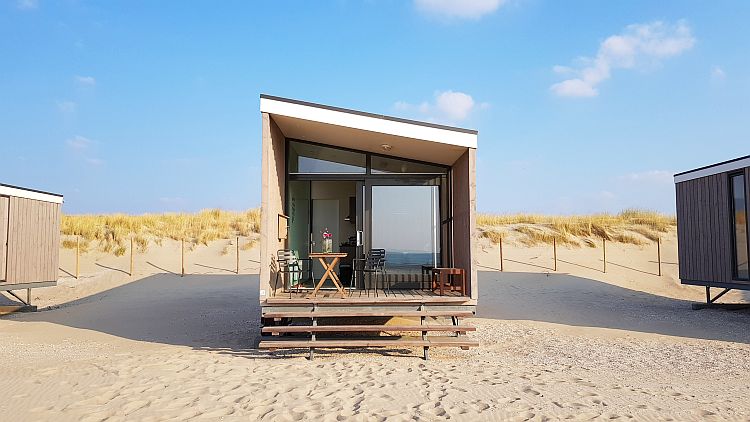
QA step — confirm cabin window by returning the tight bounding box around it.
[730,172,749,280]
[288,141,366,174]
[371,155,447,174]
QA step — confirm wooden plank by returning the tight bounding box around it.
[262,325,477,333]
[264,295,472,305]
[262,310,476,318]
[258,337,480,349]
[0,196,8,281]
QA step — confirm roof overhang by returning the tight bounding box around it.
[260,95,478,166]
[0,183,64,204]
[674,155,750,183]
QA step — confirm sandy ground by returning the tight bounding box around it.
[1,233,749,421]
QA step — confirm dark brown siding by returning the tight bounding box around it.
[676,168,750,284]
[3,197,61,284]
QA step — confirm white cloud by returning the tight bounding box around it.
[16,0,38,10]
[394,90,484,123]
[551,20,695,98]
[56,100,76,114]
[415,0,504,20]
[75,75,96,86]
[620,170,673,184]
[711,65,726,81]
[66,135,92,150]
[85,157,104,166]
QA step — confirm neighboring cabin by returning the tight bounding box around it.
[674,155,750,302]
[0,183,63,309]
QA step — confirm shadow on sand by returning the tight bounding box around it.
[477,271,750,344]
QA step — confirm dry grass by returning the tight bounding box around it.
[478,209,676,247]
[61,209,261,254]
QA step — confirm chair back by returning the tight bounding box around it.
[366,249,386,269]
[276,249,297,269]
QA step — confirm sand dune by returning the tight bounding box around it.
[1,233,749,420]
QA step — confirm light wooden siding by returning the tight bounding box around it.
[451,149,477,299]
[0,196,8,281]
[676,172,735,284]
[259,114,287,299]
[4,197,61,284]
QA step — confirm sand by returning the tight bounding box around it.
[1,233,749,421]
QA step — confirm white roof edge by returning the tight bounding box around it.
[674,156,750,184]
[0,185,64,204]
[260,96,478,149]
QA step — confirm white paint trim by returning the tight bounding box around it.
[260,97,478,149]
[674,157,750,183]
[0,185,63,204]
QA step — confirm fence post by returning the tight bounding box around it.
[75,235,80,279]
[130,235,134,277]
[553,237,557,272]
[236,236,240,274]
[499,237,504,272]
[603,237,607,273]
[657,237,661,277]
[181,238,185,277]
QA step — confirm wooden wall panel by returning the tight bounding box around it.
[0,196,8,281]
[451,149,477,299]
[5,197,60,284]
[676,171,740,284]
[259,114,287,299]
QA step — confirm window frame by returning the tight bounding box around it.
[729,171,750,281]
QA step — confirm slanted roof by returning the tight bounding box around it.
[0,183,64,204]
[674,155,750,183]
[260,94,478,165]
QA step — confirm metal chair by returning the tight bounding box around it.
[353,249,386,294]
[275,249,314,297]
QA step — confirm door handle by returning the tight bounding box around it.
[356,230,363,247]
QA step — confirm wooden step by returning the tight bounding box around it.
[264,296,473,305]
[258,336,479,349]
[262,310,475,318]
[262,324,476,334]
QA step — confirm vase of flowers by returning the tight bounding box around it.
[322,228,333,253]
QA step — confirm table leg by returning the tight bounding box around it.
[327,258,347,297]
[311,258,334,297]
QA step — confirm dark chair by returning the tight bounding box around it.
[275,250,314,297]
[353,249,386,293]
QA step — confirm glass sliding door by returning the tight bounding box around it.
[730,173,749,280]
[370,184,440,281]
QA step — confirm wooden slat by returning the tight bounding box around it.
[0,196,8,281]
[262,325,476,333]
[262,310,475,318]
[258,337,479,349]
[264,295,472,305]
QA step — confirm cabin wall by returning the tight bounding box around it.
[1,197,61,285]
[260,113,287,300]
[676,168,750,284]
[451,148,477,299]
[0,196,8,281]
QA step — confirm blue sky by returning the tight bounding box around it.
[2,0,748,215]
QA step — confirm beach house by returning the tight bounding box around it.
[257,95,478,358]
[674,155,750,307]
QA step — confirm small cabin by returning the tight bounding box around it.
[0,183,63,310]
[674,155,750,304]
[257,95,479,358]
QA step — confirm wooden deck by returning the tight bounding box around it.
[265,288,474,305]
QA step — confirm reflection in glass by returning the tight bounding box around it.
[288,141,366,173]
[731,174,749,280]
[371,185,440,273]
[371,155,447,174]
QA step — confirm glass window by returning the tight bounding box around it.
[731,173,749,280]
[288,141,366,174]
[371,155,447,174]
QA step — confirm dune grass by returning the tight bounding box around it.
[61,209,261,255]
[477,209,676,247]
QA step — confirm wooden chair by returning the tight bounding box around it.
[275,250,314,296]
[431,267,466,296]
[353,249,386,293]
